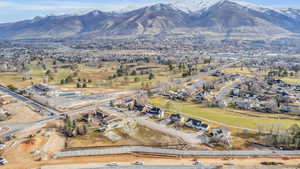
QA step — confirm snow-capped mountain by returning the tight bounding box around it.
[170,0,224,12]
[1,0,300,40]
[278,8,300,20]
[171,0,300,19]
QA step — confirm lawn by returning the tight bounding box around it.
[281,77,300,85]
[0,62,114,88]
[0,61,179,90]
[221,67,265,77]
[101,68,182,89]
[149,97,300,130]
[0,67,74,88]
[53,69,72,84]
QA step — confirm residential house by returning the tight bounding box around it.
[169,114,185,123]
[211,127,232,147]
[185,118,209,131]
[230,88,240,97]
[144,105,165,119]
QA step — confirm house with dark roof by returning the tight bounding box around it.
[211,127,232,147]
[144,106,165,119]
[169,114,185,123]
[185,118,209,131]
[134,104,145,111]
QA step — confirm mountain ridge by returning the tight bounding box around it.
[1,1,300,40]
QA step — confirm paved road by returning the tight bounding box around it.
[0,117,57,137]
[78,166,217,169]
[0,85,60,116]
[0,85,62,137]
[55,147,300,158]
[214,77,246,102]
[42,165,219,169]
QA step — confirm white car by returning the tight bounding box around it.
[0,158,8,165]
[133,161,144,165]
[106,162,118,167]
[194,161,204,166]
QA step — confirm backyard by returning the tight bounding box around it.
[150,97,300,131]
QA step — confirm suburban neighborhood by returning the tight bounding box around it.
[1,0,300,169]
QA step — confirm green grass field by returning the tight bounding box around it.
[150,97,300,130]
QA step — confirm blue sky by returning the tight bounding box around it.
[0,0,300,23]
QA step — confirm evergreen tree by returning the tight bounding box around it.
[149,73,155,80]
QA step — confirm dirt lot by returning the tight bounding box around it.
[1,129,65,169]
[67,125,185,149]
[41,130,66,155]
[67,129,141,148]
[2,102,44,123]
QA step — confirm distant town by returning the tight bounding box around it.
[1,0,300,168]
[0,35,299,169]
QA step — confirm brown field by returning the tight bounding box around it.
[2,103,44,123]
[67,125,185,149]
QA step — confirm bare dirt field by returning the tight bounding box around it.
[67,125,185,149]
[67,129,141,148]
[2,103,44,123]
[41,130,66,155]
[1,136,47,169]
[1,129,66,169]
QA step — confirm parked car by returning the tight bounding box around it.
[133,161,144,165]
[106,162,118,167]
[59,113,66,119]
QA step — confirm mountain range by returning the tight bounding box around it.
[1,0,300,40]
